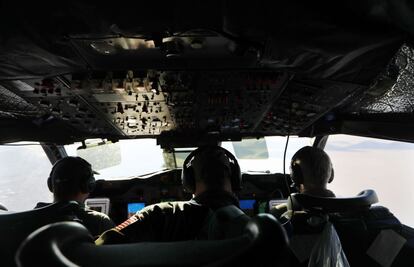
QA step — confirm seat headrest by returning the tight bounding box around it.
[288,190,378,213]
[0,201,81,267]
[0,203,7,211]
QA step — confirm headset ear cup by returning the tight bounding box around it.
[328,168,334,183]
[229,158,242,191]
[81,173,96,194]
[181,148,200,194]
[88,179,96,193]
[48,161,59,193]
[83,179,96,193]
[183,166,196,193]
[291,163,304,186]
[47,176,53,193]
[219,148,241,191]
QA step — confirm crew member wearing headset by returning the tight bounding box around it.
[35,156,115,237]
[271,146,335,218]
[290,146,335,197]
[96,146,249,244]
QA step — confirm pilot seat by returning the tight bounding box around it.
[16,214,289,267]
[0,201,81,267]
[284,190,413,267]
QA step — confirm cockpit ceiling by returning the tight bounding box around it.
[1,43,411,145]
[1,1,414,144]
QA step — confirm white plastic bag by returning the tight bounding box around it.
[308,222,350,267]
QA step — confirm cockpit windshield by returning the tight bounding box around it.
[222,137,312,173]
[64,137,312,180]
[65,139,166,180]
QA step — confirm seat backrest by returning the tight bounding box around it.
[291,190,402,266]
[331,206,406,267]
[16,214,289,267]
[200,204,251,240]
[0,203,7,211]
[0,201,80,267]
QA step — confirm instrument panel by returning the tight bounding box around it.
[89,169,292,224]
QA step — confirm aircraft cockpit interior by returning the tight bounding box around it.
[1,1,414,266]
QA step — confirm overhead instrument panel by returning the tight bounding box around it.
[2,78,120,136]
[68,70,291,137]
[159,71,290,134]
[257,80,364,135]
[71,71,172,136]
[1,69,365,142]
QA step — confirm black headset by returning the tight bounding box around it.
[47,157,96,194]
[290,147,334,187]
[181,146,242,193]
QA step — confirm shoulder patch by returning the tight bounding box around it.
[115,215,139,231]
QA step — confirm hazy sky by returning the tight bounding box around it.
[0,144,53,210]
[325,135,414,227]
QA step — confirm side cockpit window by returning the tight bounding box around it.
[326,135,414,227]
[0,142,52,211]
